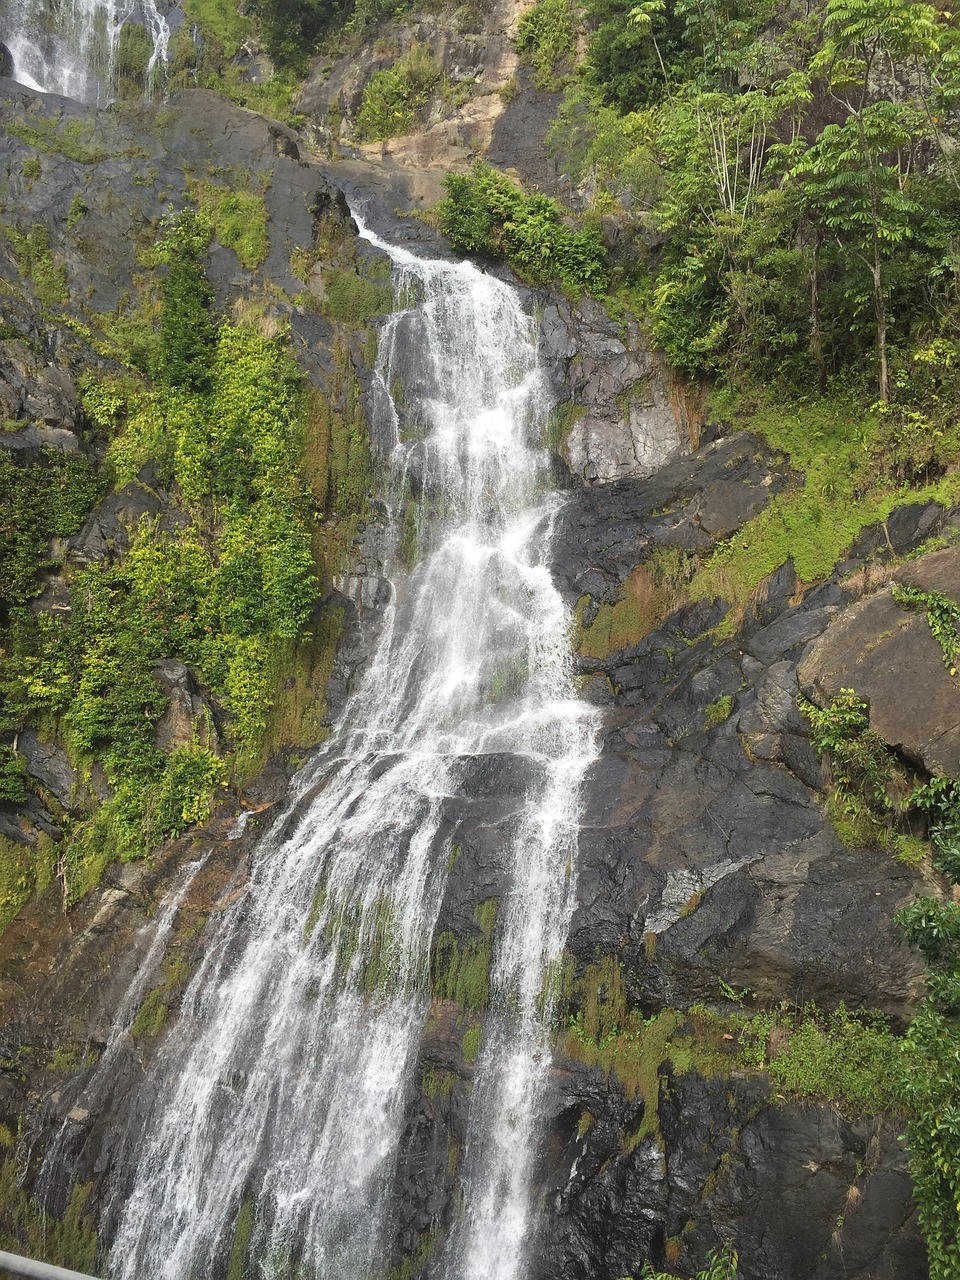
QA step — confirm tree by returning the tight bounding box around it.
[785,103,920,401]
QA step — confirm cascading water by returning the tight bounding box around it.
[100,227,598,1280]
[1,0,169,103]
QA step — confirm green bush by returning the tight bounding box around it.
[765,1004,907,1114]
[152,209,217,393]
[639,1248,738,1280]
[516,0,578,89]
[438,161,609,295]
[0,452,104,612]
[354,46,443,142]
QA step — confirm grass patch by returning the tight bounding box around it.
[183,0,252,57]
[668,390,960,623]
[5,117,108,164]
[354,46,443,143]
[189,180,269,269]
[0,1159,98,1272]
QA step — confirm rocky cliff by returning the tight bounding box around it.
[0,33,956,1280]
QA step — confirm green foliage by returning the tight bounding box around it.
[0,1158,98,1273]
[911,776,960,881]
[246,0,352,70]
[6,224,68,306]
[0,748,28,805]
[893,584,960,675]
[639,1246,739,1280]
[0,451,104,612]
[901,998,960,1280]
[897,784,960,1278]
[145,747,227,842]
[354,46,443,142]
[438,162,610,295]
[0,833,57,935]
[516,0,579,89]
[799,688,891,809]
[796,687,928,859]
[0,206,338,905]
[550,0,960,406]
[190,182,269,269]
[151,209,217,394]
[183,0,252,57]
[430,898,499,1013]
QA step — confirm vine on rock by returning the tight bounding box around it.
[893,583,960,676]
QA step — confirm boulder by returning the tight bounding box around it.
[799,545,960,775]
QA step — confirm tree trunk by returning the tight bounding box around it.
[809,233,827,395]
[872,243,888,403]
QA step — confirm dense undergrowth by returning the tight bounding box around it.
[0,207,361,913]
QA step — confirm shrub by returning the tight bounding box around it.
[354,46,443,142]
[516,0,578,89]
[438,162,609,295]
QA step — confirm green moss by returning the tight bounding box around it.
[546,400,586,453]
[422,1068,456,1100]
[5,117,108,164]
[0,1158,98,1272]
[116,22,155,98]
[576,565,662,659]
[21,155,41,184]
[130,956,191,1039]
[323,269,392,326]
[705,695,733,728]
[462,1023,482,1063]
[190,180,269,269]
[226,1199,255,1280]
[386,1226,442,1280]
[430,898,499,1013]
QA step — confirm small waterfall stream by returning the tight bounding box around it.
[1,0,169,103]
[88,228,599,1278]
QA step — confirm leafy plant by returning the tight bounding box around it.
[517,0,579,88]
[438,161,610,295]
[354,46,443,142]
[798,688,892,810]
[893,584,960,675]
[639,1246,739,1280]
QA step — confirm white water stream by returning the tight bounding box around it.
[103,229,598,1280]
[1,0,169,103]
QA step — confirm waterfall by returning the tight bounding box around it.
[102,228,599,1280]
[1,0,169,104]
